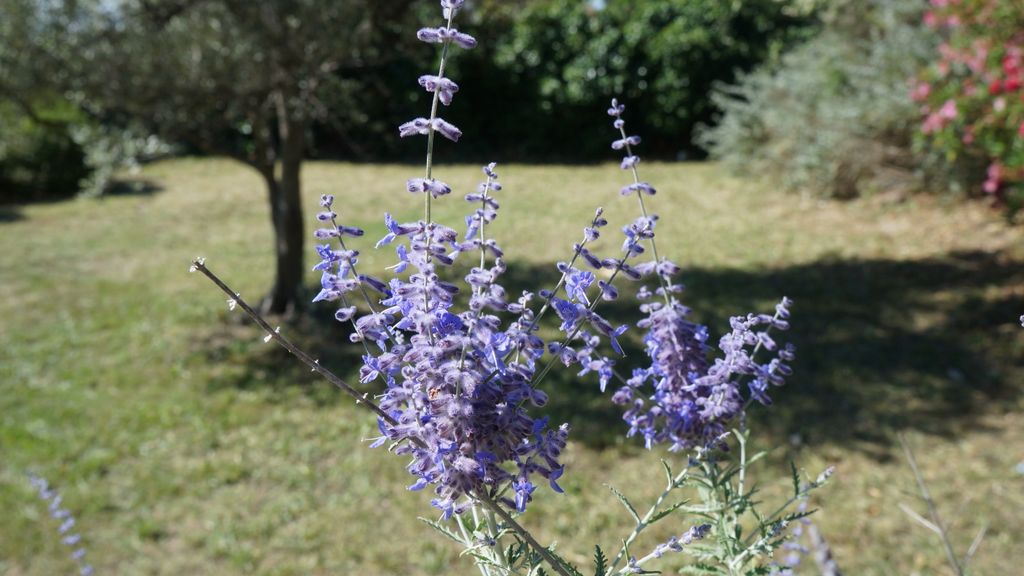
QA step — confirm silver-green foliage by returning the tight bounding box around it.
[699,0,939,199]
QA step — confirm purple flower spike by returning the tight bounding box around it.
[28,475,93,576]
[399,117,432,137]
[621,182,657,196]
[615,296,795,451]
[408,178,453,198]
[612,135,642,150]
[418,75,460,106]
[432,118,463,142]
[330,146,569,518]
[565,269,595,304]
[417,27,477,49]
[441,0,465,18]
[608,98,626,117]
[449,29,477,49]
[621,155,640,170]
[416,27,444,43]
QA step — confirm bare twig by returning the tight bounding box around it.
[963,524,987,568]
[189,258,406,433]
[898,502,941,535]
[898,434,964,576]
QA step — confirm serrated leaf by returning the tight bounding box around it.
[418,517,463,544]
[506,542,525,564]
[648,498,691,524]
[790,461,801,498]
[593,545,609,576]
[662,459,673,487]
[607,484,642,524]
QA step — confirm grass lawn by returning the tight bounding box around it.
[2,158,1023,575]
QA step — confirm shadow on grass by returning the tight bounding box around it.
[196,301,364,406]
[196,248,1024,455]
[102,178,165,197]
[0,206,24,223]
[0,178,165,224]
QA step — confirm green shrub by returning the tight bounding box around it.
[699,0,941,199]
[0,100,90,202]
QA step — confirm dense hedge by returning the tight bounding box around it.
[317,0,816,163]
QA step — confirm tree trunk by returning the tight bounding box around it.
[260,113,306,316]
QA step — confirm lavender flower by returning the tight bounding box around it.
[399,118,463,142]
[416,27,478,49]
[533,218,649,393]
[28,475,94,576]
[774,501,842,576]
[311,195,384,313]
[651,524,712,558]
[418,75,459,106]
[359,163,568,517]
[615,295,795,451]
[407,177,452,198]
[606,99,795,451]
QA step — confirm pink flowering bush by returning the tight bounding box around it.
[915,0,1024,214]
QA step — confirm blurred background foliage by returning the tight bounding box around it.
[2,0,1022,306]
[699,0,943,199]
[2,0,1018,203]
[1,0,817,189]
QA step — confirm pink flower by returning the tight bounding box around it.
[924,11,938,27]
[939,99,958,120]
[911,82,932,102]
[967,42,989,74]
[922,112,943,134]
[983,162,1003,195]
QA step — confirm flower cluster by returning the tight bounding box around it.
[616,293,795,451]
[28,475,94,576]
[367,163,569,518]
[181,3,824,575]
[915,0,1024,211]
[311,1,568,519]
[543,214,638,393]
[605,100,795,451]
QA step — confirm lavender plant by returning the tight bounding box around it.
[190,2,833,574]
[28,475,95,576]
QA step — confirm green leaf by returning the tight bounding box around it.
[746,450,768,467]
[593,545,609,576]
[607,484,642,524]
[661,459,674,487]
[648,499,692,524]
[789,461,801,498]
[417,517,463,544]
